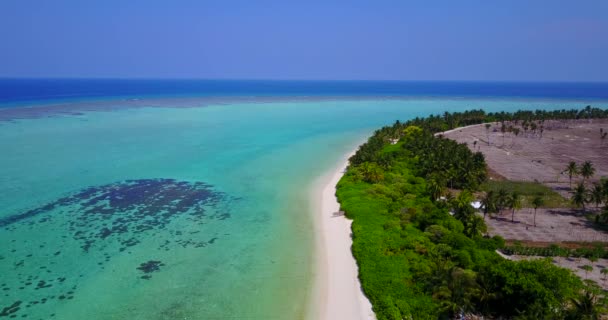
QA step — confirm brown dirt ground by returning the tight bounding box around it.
[444,119,608,243]
[443,119,608,198]
[445,119,608,303]
[485,208,606,243]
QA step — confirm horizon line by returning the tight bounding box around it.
[1,77,608,84]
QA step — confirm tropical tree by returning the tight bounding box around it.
[590,183,604,209]
[602,178,608,203]
[589,255,599,265]
[443,267,480,315]
[445,191,455,205]
[512,127,520,146]
[446,167,458,189]
[597,207,608,225]
[567,287,602,319]
[581,265,593,279]
[358,162,384,183]
[497,188,509,213]
[485,123,491,145]
[572,183,588,211]
[581,161,596,184]
[508,192,522,223]
[565,161,579,189]
[532,196,544,227]
[453,190,475,222]
[480,191,497,220]
[427,178,446,202]
[465,215,487,237]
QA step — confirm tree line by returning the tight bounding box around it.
[350,106,608,166]
[564,160,608,225]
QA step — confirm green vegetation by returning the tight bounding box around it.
[573,183,589,211]
[349,107,608,166]
[502,243,608,260]
[532,196,544,227]
[480,180,570,208]
[563,161,608,229]
[581,161,596,184]
[337,108,608,319]
[390,106,608,135]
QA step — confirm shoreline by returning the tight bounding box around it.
[308,148,376,320]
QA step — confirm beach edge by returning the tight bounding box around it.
[307,148,376,320]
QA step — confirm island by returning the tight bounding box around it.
[335,106,608,319]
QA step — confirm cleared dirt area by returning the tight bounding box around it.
[486,208,606,243]
[443,119,608,197]
[446,119,608,290]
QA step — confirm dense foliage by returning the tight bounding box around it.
[503,243,608,260]
[349,106,608,166]
[338,107,607,319]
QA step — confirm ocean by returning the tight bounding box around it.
[1,80,607,319]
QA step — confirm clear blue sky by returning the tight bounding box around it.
[1,0,607,81]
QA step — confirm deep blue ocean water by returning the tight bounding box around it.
[1,79,608,106]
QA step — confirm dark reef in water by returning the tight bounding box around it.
[1,178,225,228]
[1,178,232,319]
[0,301,21,318]
[137,260,165,279]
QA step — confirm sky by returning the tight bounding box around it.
[1,0,607,81]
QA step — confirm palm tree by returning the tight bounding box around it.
[465,215,487,237]
[581,265,593,279]
[530,122,537,136]
[446,167,458,189]
[427,178,446,202]
[511,127,520,147]
[508,192,522,223]
[565,161,579,189]
[581,161,596,184]
[359,162,384,183]
[485,123,491,145]
[497,188,509,213]
[572,183,588,211]
[590,183,603,209]
[532,196,544,227]
[445,191,455,206]
[597,207,608,225]
[480,191,497,220]
[569,289,601,320]
[453,190,474,222]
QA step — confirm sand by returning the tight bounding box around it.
[308,151,376,320]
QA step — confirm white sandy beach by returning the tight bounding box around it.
[309,151,376,320]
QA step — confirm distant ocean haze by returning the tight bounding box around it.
[1,80,607,319]
[1,79,608,107]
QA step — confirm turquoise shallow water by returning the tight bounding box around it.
[1,98,607,319]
